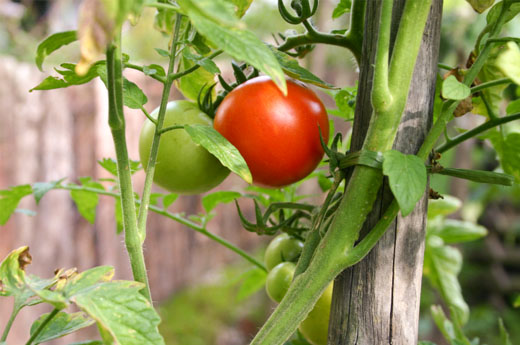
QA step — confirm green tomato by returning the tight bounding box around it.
[264,233,304,271]
[298,282,333,345]
[265,262,296,303]
[139,101,230,194]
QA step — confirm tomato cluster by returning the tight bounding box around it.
[264,233,332,345]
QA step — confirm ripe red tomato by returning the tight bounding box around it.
[213,76,329,187]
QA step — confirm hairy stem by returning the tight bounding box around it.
[1,305,20,342]
[107,34,151,301]
[137,13,183,243]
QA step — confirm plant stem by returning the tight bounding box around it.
[1,305,20,342]
[438,62,455,70]
[137,14,183,243]
[106,34,151,301]
[168,50,223,80]
[24,308,59,345]
[371,0,393,113]
[471,77,511,93]
[124,63,166,83]
[436,112,520,153]
[417,1,511,161]
[55,184,265,271]
[344,0,366,62]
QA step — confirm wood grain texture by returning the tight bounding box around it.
[328,1,443,344]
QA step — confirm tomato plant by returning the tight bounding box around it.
[139,101,230,194]
[213,76,329,187]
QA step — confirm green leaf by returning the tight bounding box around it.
[179,0,286,94]
[32,181,61,204]
[496,42,520,85]
[431,305,457,343]
[35,31,78,71]
[155,48,170,58]
[506,98,520,114]
[176,52,216,101]
[184,124,252,183]
[424,239,469,325]
[69,177,105,224]
[442,75,471,100]
[123,78,148,109]
[433,219,487,244]
[332,0,352,19]
[30,311,94,344]
[486,3,520,27]
[183,49,221,74]
[498,319,512,345]
[427,195,462,219]
[230,0,254,17]
[485,130,520,182]
[0,247,32,299]
[202,191,241,213]
[236,268,267,301]
[383,150,427,217]
[72,281,165,345]
[67,341,104,345]
[0,185,33,225]
[271,49,335,89]
[333,86,357,120]
[60,266,114,297]
[162,194,179,209]
[153,0,177,35]
[466,0,495,13]
[114,197,123,234]
[31,62,104,91]
[514,294,520,308]
[143,64,166,78]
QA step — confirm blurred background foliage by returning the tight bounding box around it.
[0,0,518,344]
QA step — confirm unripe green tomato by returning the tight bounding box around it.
[298,282,333,345]
[265,262,296,303]
[264,233,304,271]
[139,101,230,194]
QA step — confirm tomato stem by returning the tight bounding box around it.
[24,308,59,345]
[137,13,183,244]
[106,33,152,301]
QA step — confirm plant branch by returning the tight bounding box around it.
[137,13,183,244]
[438,62,455,70]
[124,63,166,83]
[55,184,265,271]
[471,77,511,93]
[25,308,59,345]
[371,0,393,113]
[344,0,366,62]
[1,305,20,342]
[436,112,520,153]
[106,33,151,301]
[168,50,223,81]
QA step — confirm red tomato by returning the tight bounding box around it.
[213,76,329,187]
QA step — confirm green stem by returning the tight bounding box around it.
[471,77,511,93]
[438,62,455,70]
[124,63,166,83]
[158,125,184,135]
[140,106,157,125]
[277,32,355,56]
[137,14,183,243]
[168,50,223,80]
[486,37,520,44]
[55,184,265,271]
[146,2,180,11]
[436,112,520,153]
[25,308,59,345]
[107,34,151,301]
[344,0,366,62]
[1,305,20,342]
[371,0,393,113]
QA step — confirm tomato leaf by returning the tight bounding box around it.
[142,64,166,77]
[182,49,221,74]
[202,191,242,213]
[162,194,179,209]
[427,195,462,220]
[441,75,471,100]
[382,150,427,217]
[466,0,495,13]
[236,268,267,301]
[430,219,487,244]
[30,312,94,344]
[176,51,216,100]
[496,41,520,85]
[425,239,469,325]
[32,180,61,204]
[184,124,253,184]
[499,319,513,345]
[0,185,33,225]
[333,85,357,120]
[122,78,148,109]
[178,0,286,94]
[230,0,254,17]
[35,31,77,71]
[513,295,520,308]
[31,62,104,91]
[332,0,352,19]
[486,2,520,27]
[69,177,105,224]
[271,49,335,89]
[506,98,520,114]
[484,130,520,182]
[72,281,165,345]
